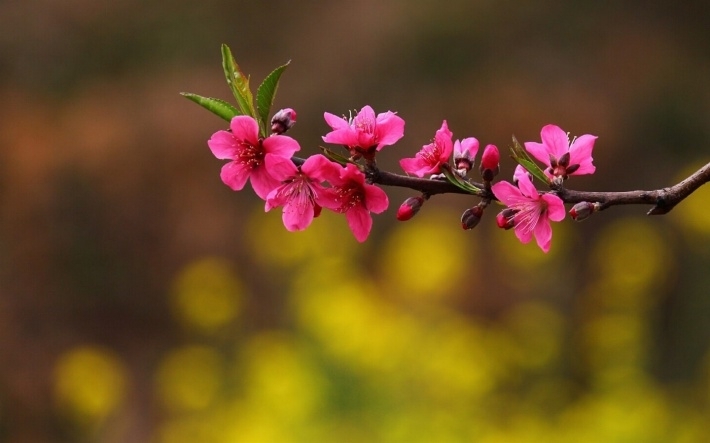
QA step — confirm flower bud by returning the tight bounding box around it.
[453,137,479,176]
[397,196,425,221]
[480,144,500,181]
[271,108,297,134]
[461,205,484,230]
[495,208,518,230]
[569,201,599,221]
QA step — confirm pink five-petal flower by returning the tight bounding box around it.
[491,173,566,253]
[319,163,389,242]
[207,115,300,199]
[399,120,454,177]
[264,154,338,232]
[322,105,405,152]
[524,124,597,179]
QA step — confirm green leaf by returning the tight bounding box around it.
[221,44,256,118]
[256,61,291,137]
[440,167,482,194]
[319,146,354,167]
[180,92,240,122]
[509,135,549,184]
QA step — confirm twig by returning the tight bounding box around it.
[293,156,710,216]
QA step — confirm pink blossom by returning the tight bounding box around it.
[208,115,300,199]
[453,137,479,172]
[322,105,405,152]
[264,154,340,231]
[491,173,566,253]
[319,163,389,242]
[399,120,454,177]
[524,124,597,179]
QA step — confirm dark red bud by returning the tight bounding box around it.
[397,196,425,221]
[271,108,297,134]
[495,208,518,230]
[570,201,598,221]
[461,205,484,230]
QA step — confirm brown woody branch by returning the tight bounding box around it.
[294,156,710,216]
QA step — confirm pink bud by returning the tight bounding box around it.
[271,108,297,134]
[480,144,500,181]
[397,196,425,221]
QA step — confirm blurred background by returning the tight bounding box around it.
[2,1,710,442]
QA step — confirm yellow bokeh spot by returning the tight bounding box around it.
[53,346,127,423]
[378,208,475,301]
[240,332,325,423]
[155,345,223,412]
[247,206,360,268]
[171,257,242,333]
[589,218,671,304]
[294,277,420,374]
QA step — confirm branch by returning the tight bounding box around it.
[294,156,710,216]
[554,161,710,215]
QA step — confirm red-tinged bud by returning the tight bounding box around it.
[495,208,518,230]
[569,201,599,221]
[480,144,500,181]
[461,205,484,230]
[397,196,425,221]
[271,108,297,134]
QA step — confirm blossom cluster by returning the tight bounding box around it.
[207,106,402,242]
[206,106,596,252]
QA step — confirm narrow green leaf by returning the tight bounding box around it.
[441,167,482,194]
[510,135,549,184]
[256,61,291,137]
[221,44,256,118]
[319,146,353,167]
[180,92,240,122]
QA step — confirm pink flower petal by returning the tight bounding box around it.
[491,181,524,206]
[281,199,315,231]
[364,184,389,214]
[230,116,260,146]
[515,173,539,200]
[542,194,566,221]
[346,206,373,242]
[323,112,350,130]
[568,134,597,175]
[533,218,553,253]
[374,112,405,149]
[539,124,569,158]
[208,131,239,160]
[523,141,551,166]
[219,161,250,191]
[264,154,297,181]
[249,166,280,200]
[300,154,339,182]
[263,134,300,157]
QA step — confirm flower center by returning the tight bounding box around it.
[236,139,264,169]
[333,182,363,212]
[512,200,547,234]
[419,141,442,164]
[354,115,375,135]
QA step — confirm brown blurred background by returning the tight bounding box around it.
[2,1,710,442]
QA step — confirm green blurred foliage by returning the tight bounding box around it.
[1,0,710,442]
